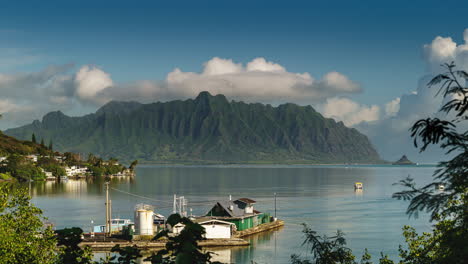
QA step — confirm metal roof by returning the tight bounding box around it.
[207,199,260,218]
[236,198,256,204]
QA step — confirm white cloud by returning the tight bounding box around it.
[0,57,362,129]
[246,57,286,72]
[319,97,380,126]
[161,57,360,103]
[0,99,20,113]
[384,97,400,117]
[355,29,468,162]
[74,65,113,104]
[424,29,468,71]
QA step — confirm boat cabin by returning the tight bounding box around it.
[354,182,363,189]
[93,218,133,233]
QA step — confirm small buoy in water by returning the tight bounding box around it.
[354,182,363,190]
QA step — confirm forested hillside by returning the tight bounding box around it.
[5,92,382,164]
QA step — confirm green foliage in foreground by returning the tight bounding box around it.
[56,227,94,264]
[0,154,46,181]
[0,184,57,264]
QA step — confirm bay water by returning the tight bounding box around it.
[29,165,435,263]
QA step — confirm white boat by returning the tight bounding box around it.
[354,182,363,189]
[60,176,69,181]
[93,218,133,233]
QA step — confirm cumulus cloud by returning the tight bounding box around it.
[74,65,113,104]
[0,57,362,129]
[424,28,468,71]
[319,97,380,126]
[356,29,468,162]
[160,57,360,103]
[384,97,400,117]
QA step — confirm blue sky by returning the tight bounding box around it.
[0,0,467,161]
[1,0,466,104]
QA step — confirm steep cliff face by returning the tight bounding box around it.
[5,92,382,163]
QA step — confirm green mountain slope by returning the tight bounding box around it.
[0,131,49,156]
[5,92,382,164]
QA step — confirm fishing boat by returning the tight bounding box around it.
[60,176,69,181]
[153,213,166,225]
[354,182,363,190]
[93,218,133,233]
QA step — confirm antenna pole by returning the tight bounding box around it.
[274,192,277,219]
[108,199,112,235]
[105,182,109,236]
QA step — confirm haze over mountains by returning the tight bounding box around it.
[5,92,381,164]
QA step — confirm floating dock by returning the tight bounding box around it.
[234,220,284,238]
[80,238,249,251]
[80,220,284,251]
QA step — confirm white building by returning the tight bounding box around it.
[65,166,88,177]
[172,219,235,239]
[198,219,235,239]
[26,155,38,162]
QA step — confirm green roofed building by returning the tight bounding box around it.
[205,198,271,231]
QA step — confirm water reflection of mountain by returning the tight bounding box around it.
[134,166,376,197]
[29,177,135,196]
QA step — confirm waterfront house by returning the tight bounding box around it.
[65,166,88,177]
[205,198,271,231]
[171,218,235,239]
[26,154,38,162]
[198,219,235,239]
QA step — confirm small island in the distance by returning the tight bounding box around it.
[392,155,416,165]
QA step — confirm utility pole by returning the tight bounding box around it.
[108,199,112,236]
[274,192,277,219]
[105,182,110,236]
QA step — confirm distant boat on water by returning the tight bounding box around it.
[354,182,363,190]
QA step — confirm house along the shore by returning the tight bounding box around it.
[205,198,271,231]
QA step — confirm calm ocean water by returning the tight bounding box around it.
[29,165,435,263]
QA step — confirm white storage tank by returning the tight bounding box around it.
[134,204,154,235]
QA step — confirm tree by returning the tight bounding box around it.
[145,214,219,264]
[48,139,53,151]
[107,245,142,264]
[56,227,93,264]
[0,184,57,264]
[40,138,45,147]
[32,133,37,144]
[393,62,468,263]
[1,154,46,181]
[129,160,138,171]
[290,224,356,264]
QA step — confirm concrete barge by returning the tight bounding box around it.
[80,238,249,251]
[80,220,284,251]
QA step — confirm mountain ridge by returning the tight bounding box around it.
[5,92,382,164]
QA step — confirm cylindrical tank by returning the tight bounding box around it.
[134,204,154,235]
